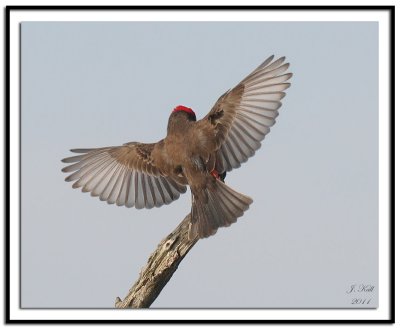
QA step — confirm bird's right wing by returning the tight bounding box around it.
[198,55,292,173]
[61,142,187,209]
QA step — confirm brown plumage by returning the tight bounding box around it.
[61,55,292,239]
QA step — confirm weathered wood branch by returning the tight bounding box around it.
[115,213,199,308]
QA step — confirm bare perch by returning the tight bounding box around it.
[115,214,199,308]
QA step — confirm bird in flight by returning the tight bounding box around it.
[61,55,292,239]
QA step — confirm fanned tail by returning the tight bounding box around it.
[189,178,253,239]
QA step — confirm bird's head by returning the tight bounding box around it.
[167,105,197,135]
[171,105,196,121]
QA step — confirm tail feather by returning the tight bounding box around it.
[189,179,253,239]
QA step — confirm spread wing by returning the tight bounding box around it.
[61,142,187,209]
[199,55,292,173]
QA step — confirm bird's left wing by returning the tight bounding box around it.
[197,55,292,173]
[61,142,187,209]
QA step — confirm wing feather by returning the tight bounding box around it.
[199,55,292,172]
[61,142,187,208]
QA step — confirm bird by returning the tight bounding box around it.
[61,55,292,239]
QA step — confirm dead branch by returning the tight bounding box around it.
[115,213,198,308]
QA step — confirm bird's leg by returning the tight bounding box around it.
[211,169,221,180]
[210,169,226,183]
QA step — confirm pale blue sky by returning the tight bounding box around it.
[21,21,378,308]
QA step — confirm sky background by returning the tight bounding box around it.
[21,21,378,308]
